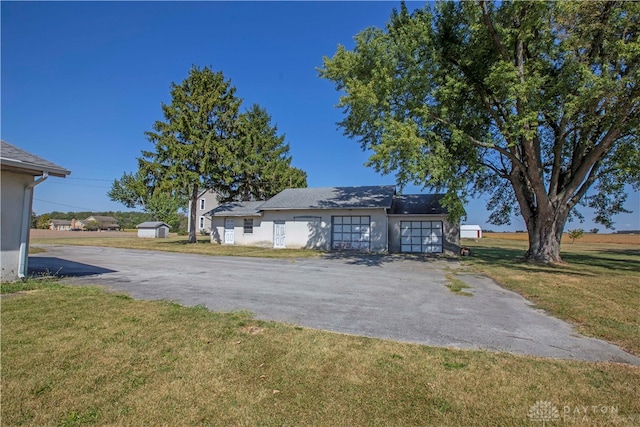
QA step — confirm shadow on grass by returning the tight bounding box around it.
[467,245,640,274]
[562,250,640,273]
[157,237,211,246]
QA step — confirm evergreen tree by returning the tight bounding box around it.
[224,104,307,201]
[139,66,242,243]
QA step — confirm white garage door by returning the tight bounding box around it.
[401,221,443,253]
[332,216,370,250]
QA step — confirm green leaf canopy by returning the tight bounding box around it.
[320,1,639,263]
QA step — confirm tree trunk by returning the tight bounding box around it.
[523,210,568,264]
[188,184,199,243]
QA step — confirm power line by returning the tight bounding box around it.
[45,181,111,189]
[66,177,113,182]
[33,198,95,211]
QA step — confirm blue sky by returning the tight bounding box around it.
[2,1,638,232]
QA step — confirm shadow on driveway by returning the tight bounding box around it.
[322,252,459,267]
[29,256,117,278]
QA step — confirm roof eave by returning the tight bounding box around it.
[210,213,262,217]
[259,206,390,211]
[388,213,448,216]
[1,158,70,178]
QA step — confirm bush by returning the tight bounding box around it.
[567,229,585,243]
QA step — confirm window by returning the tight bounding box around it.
[243,218,253,234]
[199,216,205,229]
[199,198,205,210]
[400,221,443,253]
[332,216,371,250]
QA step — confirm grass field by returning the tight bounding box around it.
[6,229,637,424]
[483,231,640,245]
[2,283,639,426]
[30,230,321,259]
[462,234,640,356]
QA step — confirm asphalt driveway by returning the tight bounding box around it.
[29,245,639,365]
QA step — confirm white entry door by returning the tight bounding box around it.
[273,221,286,248]
[224,219,234,244]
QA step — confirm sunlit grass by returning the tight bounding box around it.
[31,235,322,259]
[2,284,639,426]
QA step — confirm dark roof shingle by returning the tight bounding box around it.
[259,186,396,210]
[1,140,70,177]
[137,221,170,228]
[389,194,448,215]
[207,201,264,217]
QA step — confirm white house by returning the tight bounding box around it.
[187,188,220,233]
[136,221,170,238]
[207,186,460,255]
[49,219,72,231]
[1,140,70,281]
[460,224,483,239]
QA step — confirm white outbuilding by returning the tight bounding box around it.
[1,140,70,281]
[460,224,483,239]
[136,221,170,238]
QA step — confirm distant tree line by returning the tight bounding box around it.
[32,211,187,232]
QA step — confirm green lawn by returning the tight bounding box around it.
[2,283,639,426]
[6,236,638,424]
[30,235,321,259]
[461,237,640,356]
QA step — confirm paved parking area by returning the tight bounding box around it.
[29,245,639,364]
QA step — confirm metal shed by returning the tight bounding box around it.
[136,221,170,238]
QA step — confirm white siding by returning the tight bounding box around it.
[211,209,389,252]
[460,225,483,238]
[137,226,170,238]
[188,189,219,232]
[138,228,157,238]
[1,171,33,281]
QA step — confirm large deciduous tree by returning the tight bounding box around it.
[320,1,639,263]
[223,104,307,201]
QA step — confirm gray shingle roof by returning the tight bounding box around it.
[258,185,396,210]
[137,221,170,228]
[50,219,72,225]
[207,201,264,217]
[389,194,448,215]
[86,216,119,223]
[1,140,70,177]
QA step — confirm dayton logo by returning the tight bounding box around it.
[528,401,560,425]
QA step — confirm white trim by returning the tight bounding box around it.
[19,172,48,278]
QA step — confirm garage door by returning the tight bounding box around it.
[332,216,370,250]
[401,221,443,253]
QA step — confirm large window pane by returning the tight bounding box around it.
[333,216,371,251]
[400,220,443,253]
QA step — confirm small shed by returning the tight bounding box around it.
[460,224,483,239]
[136,221,170,238]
